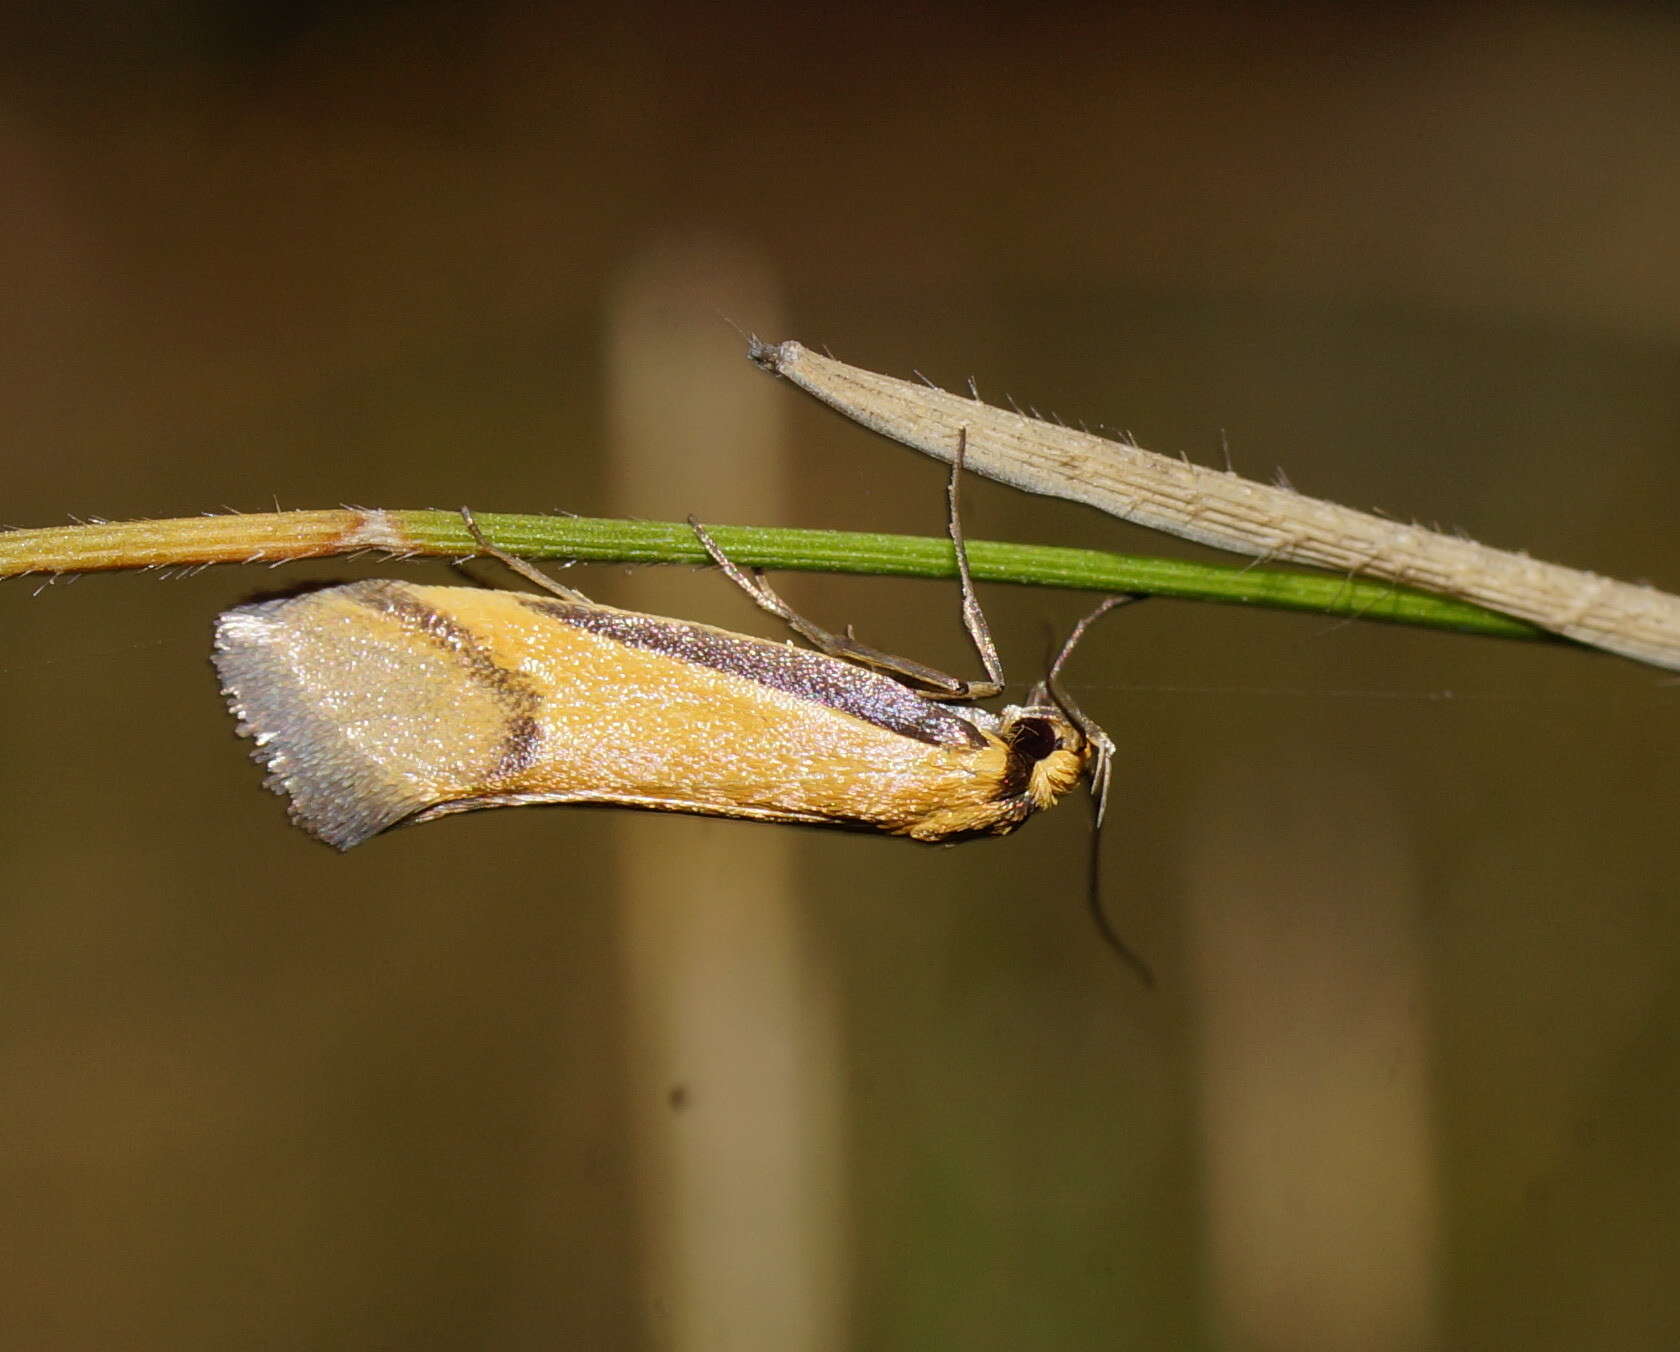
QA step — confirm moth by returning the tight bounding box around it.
[213,444,1133,854]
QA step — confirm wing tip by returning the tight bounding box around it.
[213,598,422,850]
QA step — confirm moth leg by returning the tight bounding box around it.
[687,517,994,700]
[458,507,593,604]
[1032,593,1148,825]
[946,426,1006,694]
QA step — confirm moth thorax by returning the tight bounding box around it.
[998,704,1089,809]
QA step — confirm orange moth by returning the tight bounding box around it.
[213,445,1131,853]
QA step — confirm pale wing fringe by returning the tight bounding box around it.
[754,340,1680,673]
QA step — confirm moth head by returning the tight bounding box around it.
[1020,592,1141,827]
[995,702,1112,816]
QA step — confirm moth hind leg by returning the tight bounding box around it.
[457,507,593,603]
[687,516,999,701]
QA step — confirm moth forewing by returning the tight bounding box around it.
[217,439,1129,850]
[212,580,1103,849]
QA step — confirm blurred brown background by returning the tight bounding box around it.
[3,4,1678,1349]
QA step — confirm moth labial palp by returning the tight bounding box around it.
[211,434,1139,876]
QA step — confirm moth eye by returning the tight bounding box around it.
[1007,716,1061,764]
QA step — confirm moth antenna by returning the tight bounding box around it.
[1039,593,1152,981]
[1087,802,1155,987]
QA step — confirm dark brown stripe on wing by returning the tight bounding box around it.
[521,597,986,750]
[348,581,544,776]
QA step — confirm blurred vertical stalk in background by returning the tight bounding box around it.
[605,240,848,1349]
